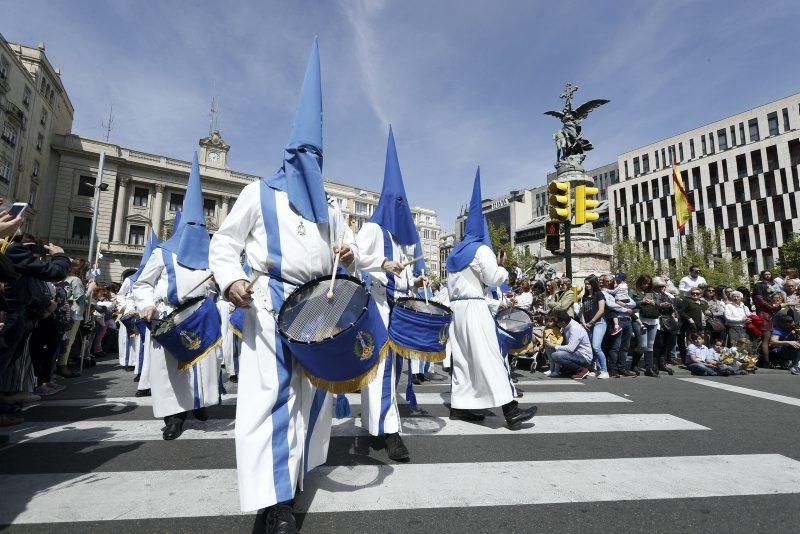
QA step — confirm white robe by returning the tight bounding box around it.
[116,278,139,368]
[434,287,453,369]
[355,222,410,437]
[132,248,221,418]
[209,182,357,512]
[217,300,240,379]
[447,245,514,410]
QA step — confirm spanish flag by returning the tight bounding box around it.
[672,163,693,235]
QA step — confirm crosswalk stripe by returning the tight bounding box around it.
[413,379,584,387]
[0,414,705,444]
[3,454,798,523]
[678,378,800,407]
[24,390,625,409]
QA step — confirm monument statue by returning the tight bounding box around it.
[544,83,609,172]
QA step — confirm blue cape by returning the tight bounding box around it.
[129,229,159,284]
[264,37,328,224]
[158,152,210,270]
[446,167,487,273]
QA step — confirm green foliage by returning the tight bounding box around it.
[777,233,800,272]
[670,227,746,287]
[611,237,656,280]
[487,221,516,266]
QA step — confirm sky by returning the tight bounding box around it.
[4,0,800,231]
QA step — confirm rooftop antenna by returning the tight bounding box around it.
[209,83,220,134]
[101,105,114,142]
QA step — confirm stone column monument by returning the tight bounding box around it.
[541,83,612,282]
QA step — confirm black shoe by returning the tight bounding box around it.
[609,370,620,378]
[229,375,238,383]
[449,408,485,422]
[658,366,675,376]
[514,388,524,398]
[124,365,135,371]
[412,375,422,385]
[384,433,410,462]
[504,405,538,429]
[56,365,80,378]
[511,376,519,383]
[193,407,209,421]
[133,373,140,382]
[644,369,659,377]
[264,504,298,534]
[135,388,151,397]
[423,371,445,382]
[162,418,184,440]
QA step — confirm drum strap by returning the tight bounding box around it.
[450,296,484,301]
[162,252,181,306]
[381,228,396,305]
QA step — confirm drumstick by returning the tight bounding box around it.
[181,273,214,301]
[402,255,424,268]
[327,230,346,299]
[244,270,262,292]
[421,269,429,305]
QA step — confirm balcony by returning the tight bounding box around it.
[105,241,146,257]
[4,102,26,129]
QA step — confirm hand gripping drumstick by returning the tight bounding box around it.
[401,255,424,268]
[244,270,262,292]
[327,231,346,299]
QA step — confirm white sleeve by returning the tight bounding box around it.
[354,222,384,273]
[475,245,508,288]
[132,249,164,310]
[209,183,259,297]
[331,201,359,275]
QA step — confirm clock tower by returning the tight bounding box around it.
[199,130,230,168]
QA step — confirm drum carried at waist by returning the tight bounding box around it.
[152,296,222,371]
[386,297,453,363]
[495,307,535,355]
[120,315,140,337]
[277,274,387,394]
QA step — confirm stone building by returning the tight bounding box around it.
[608,92,800,275]
[0,35,73,235]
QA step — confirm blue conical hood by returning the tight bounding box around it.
[171,211,182,237]
[158,152,210,270]
[446,167,486,273]
[129,229,159,284]
[370,126,420,247]
[264,37,328,224]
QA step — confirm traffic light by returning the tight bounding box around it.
[548,181,571,221]
[545,220,560,252]
[574,184,600,225]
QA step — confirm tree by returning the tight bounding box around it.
[670,227,746,287]
[778,233,800,272]
[611,237,657,281]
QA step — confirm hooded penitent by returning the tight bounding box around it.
[446,167,486,273]
[263,36,328,224]
[128,229,159,284]
[369,126,425,275]
[158,152,210,270]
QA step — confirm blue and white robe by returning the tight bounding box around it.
[209,180,358,512]
[131,248,221,418]
[355,222,411,437]
[116,278,139,368]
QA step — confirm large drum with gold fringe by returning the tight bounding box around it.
[152,297,222,371]
[385,297,453,363]
[277,274,387,394]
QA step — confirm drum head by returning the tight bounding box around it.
[279,275,369,343]
[496,307,533,333]
[396,297,451,317]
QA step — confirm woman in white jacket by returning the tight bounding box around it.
[724,291,750,347]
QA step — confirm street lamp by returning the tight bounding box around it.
[87,151,107,271]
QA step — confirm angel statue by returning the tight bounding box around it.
[545,83,609,171]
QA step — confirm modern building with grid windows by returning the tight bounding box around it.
[608,92,800,275]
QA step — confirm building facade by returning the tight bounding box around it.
[438,232,454,280]
[609,92,800,275]
[454,189,534,247]
[0,36,74,236]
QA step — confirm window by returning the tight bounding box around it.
[29,185,37,207]
[1,122,17,146]
[77,175,95,196]
[709,162,719,184]
[733,179,745,203]
[128,225,146,245]
[72,216,92,240]
[739,122,746,145]
[736,154,748,178]
[691,166,701,189]
[662,147,667,165]
[355,200,369,214]
[748,176,761,200]
[730,125,737,146]
[722,160,729,180]
[655,150,660,169]
[133,187,149,207]
[708,133,715,154]
[766,145,779,171]
[701,135,707,155]
[36,133,43,152]
[783,108,791,131]
[660,196,668,217]
[40,109,48,127]
[765,173,777,196]
[651,178,659,198]
[0,156,11,184]
[203,198,216,217]
[751,150,763,175]
[23,86,32,108]
[32,160,39,177]
[642,154,650,173]
[767,112,779,136]
[624,161,629,179]
[169,193,184,212]
[678,142,684,162]
[717,129,728,150]
[727,205,738,227]
[748,118,760,142]
[669,145,675,164]
[689,139,695,159]
[756,199,769,223]
[0,56,8,79]
[633,157,640,176]
[642,182,650,201]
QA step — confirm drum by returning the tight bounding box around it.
[120,315,139,337]
[277,274,387,394]
[152,297,222,371]
[387,297,453,363]
[495,307,535,355]
[229,307,245,338]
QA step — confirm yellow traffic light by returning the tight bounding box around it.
[548,181,571,221]
[575,184,600,225]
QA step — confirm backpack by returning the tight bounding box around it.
[53,282,74,331]
[26,277,57,320]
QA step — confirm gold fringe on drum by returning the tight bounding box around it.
[380,338,447,364]
[302,348,388,395]
[176,338,223,371]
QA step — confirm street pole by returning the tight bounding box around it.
[564,219,572,279]
[87,151,105,268]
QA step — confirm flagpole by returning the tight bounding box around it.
[87,151,106,270]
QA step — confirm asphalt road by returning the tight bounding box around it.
[2,358,800,534]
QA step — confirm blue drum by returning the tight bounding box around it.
[152,297,222,371]
[277,274,387,394]
[120,315,140,337]
[495,307,534,355]
[387,297,453,363]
